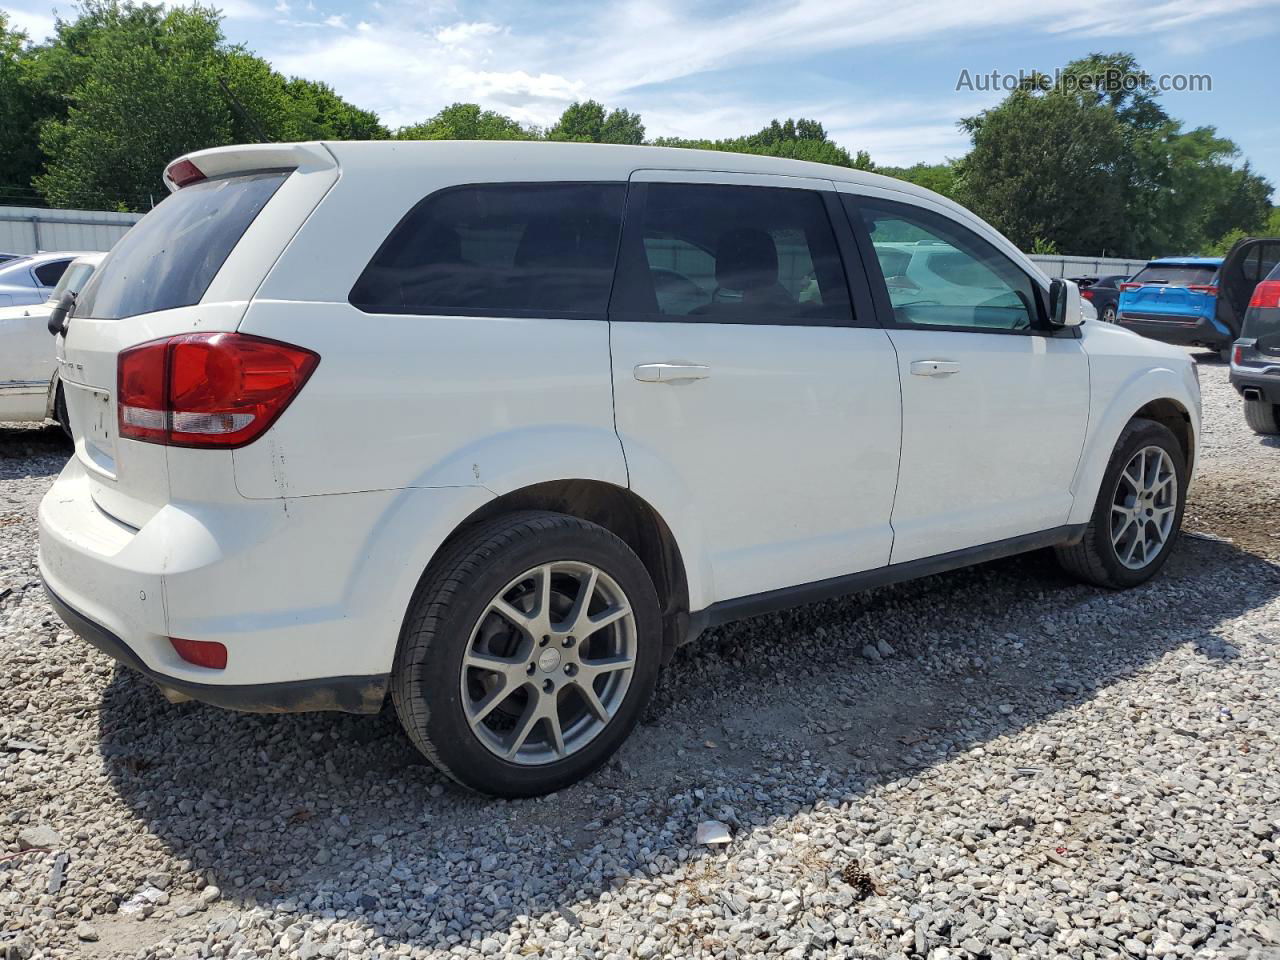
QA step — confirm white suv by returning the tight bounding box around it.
[39,141,1201,796]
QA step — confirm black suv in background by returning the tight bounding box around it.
[1073,274,1128,323]
[1231,259,1280,434]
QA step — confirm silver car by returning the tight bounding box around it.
[0,251,96,308]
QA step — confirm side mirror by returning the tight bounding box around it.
[47,290,75,337]
[1048,278,1084,329]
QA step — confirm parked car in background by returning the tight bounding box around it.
[40,141,1200,797]
[1118,257,1227,356]
[0,253,105,429]
[1118,239,1280,360]
[0,251,94,308]
[1230,259,1280,434]
[0,251,21,264]
[1073,274,1128,323]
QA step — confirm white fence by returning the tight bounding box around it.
[1028,254,1149,279]
[0,206,142,256]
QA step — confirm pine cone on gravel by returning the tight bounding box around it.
[841,860,884,899]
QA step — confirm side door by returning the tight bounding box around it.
[1218,238,1280,337]
[839,188,1090,565]
[609,171,901,608]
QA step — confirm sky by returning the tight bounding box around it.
[6,0,1280,187]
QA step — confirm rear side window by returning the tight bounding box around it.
[350,183,625,318]
[1129,263,1218,287]
[610,183,852,325]
[75,171,289,320]
[34,259,71,287]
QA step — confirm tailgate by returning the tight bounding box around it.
[59,145,338,528]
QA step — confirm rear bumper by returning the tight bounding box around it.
[1116,311,1230,348]
[1230,369,1280,403]
[38,456,491,712]
[43,581,386,713]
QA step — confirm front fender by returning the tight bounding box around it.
[1067,362,1201,527]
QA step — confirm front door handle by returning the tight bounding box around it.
[634,362,712,383]
[909,360,960,377]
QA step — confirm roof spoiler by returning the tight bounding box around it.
[163,143,338,193]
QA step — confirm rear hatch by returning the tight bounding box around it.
[1119,261,1219,321]
[58,143,338,528]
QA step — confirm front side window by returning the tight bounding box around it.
[350,182,625,317]
[852,197,1039,332]
[610,183,852,325]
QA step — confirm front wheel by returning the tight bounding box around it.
[391,511,661,797]
[1055,418,1187,589]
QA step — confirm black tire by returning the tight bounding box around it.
[1100,304,1117,323]
[1219,345,1234,363]
[1055,418,1187,589]
[391,510,661,797]
[1244,398,1280,435]
[53,383,72,440]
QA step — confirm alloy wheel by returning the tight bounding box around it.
[1110,445,1178,570]
[460,561,636,765]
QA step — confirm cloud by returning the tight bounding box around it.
[323,13,347,27]
[435,21,501,45]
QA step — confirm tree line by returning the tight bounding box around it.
[1,2,1275,258]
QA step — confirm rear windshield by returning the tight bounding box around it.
[75,170,288,320]
[1129,263,1218,287]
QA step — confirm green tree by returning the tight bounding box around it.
[396,102,533,141]
[879,162,959,199]
[954,85,1128,254]
[0,14,45,204]
[547,100,645,144]
[654,117,872,170]
[29,1,388,210]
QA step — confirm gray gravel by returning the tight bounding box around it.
[2,351,1279,960]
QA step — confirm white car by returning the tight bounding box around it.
[0,250,95,307]
[0,253,105,427]
[39,142,1201,796]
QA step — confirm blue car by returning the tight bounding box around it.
[1117,256,1230,358]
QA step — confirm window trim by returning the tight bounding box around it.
[607,180,864,328]
[842,193,1056,337]
[347,179,628,322]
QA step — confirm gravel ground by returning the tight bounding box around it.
[2,352,1278,960]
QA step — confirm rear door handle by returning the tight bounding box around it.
[634,363,711,383]
[909,360,960,377]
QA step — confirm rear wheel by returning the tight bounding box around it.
[1055,418,1187,589]
[1219,345,1234,363]
[1100,304,1117,323]
[392,511,661,797]
[1244,398,1280,435]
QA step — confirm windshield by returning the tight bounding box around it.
[1129,263,1219,287]
[47,260,97,303]
[75,170,289,320]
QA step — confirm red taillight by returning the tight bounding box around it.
[169,636,228,670]
[1249,280,1280,309]
[1187,284,1218,295]
[1079,288,1095,299]
[1233,345,1244,365]
[1119,282,1142,292]
[167,158,206,188]
[118,333,319,448]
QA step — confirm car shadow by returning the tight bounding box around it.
[0,422,72,468]
[92,528,1280,953]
